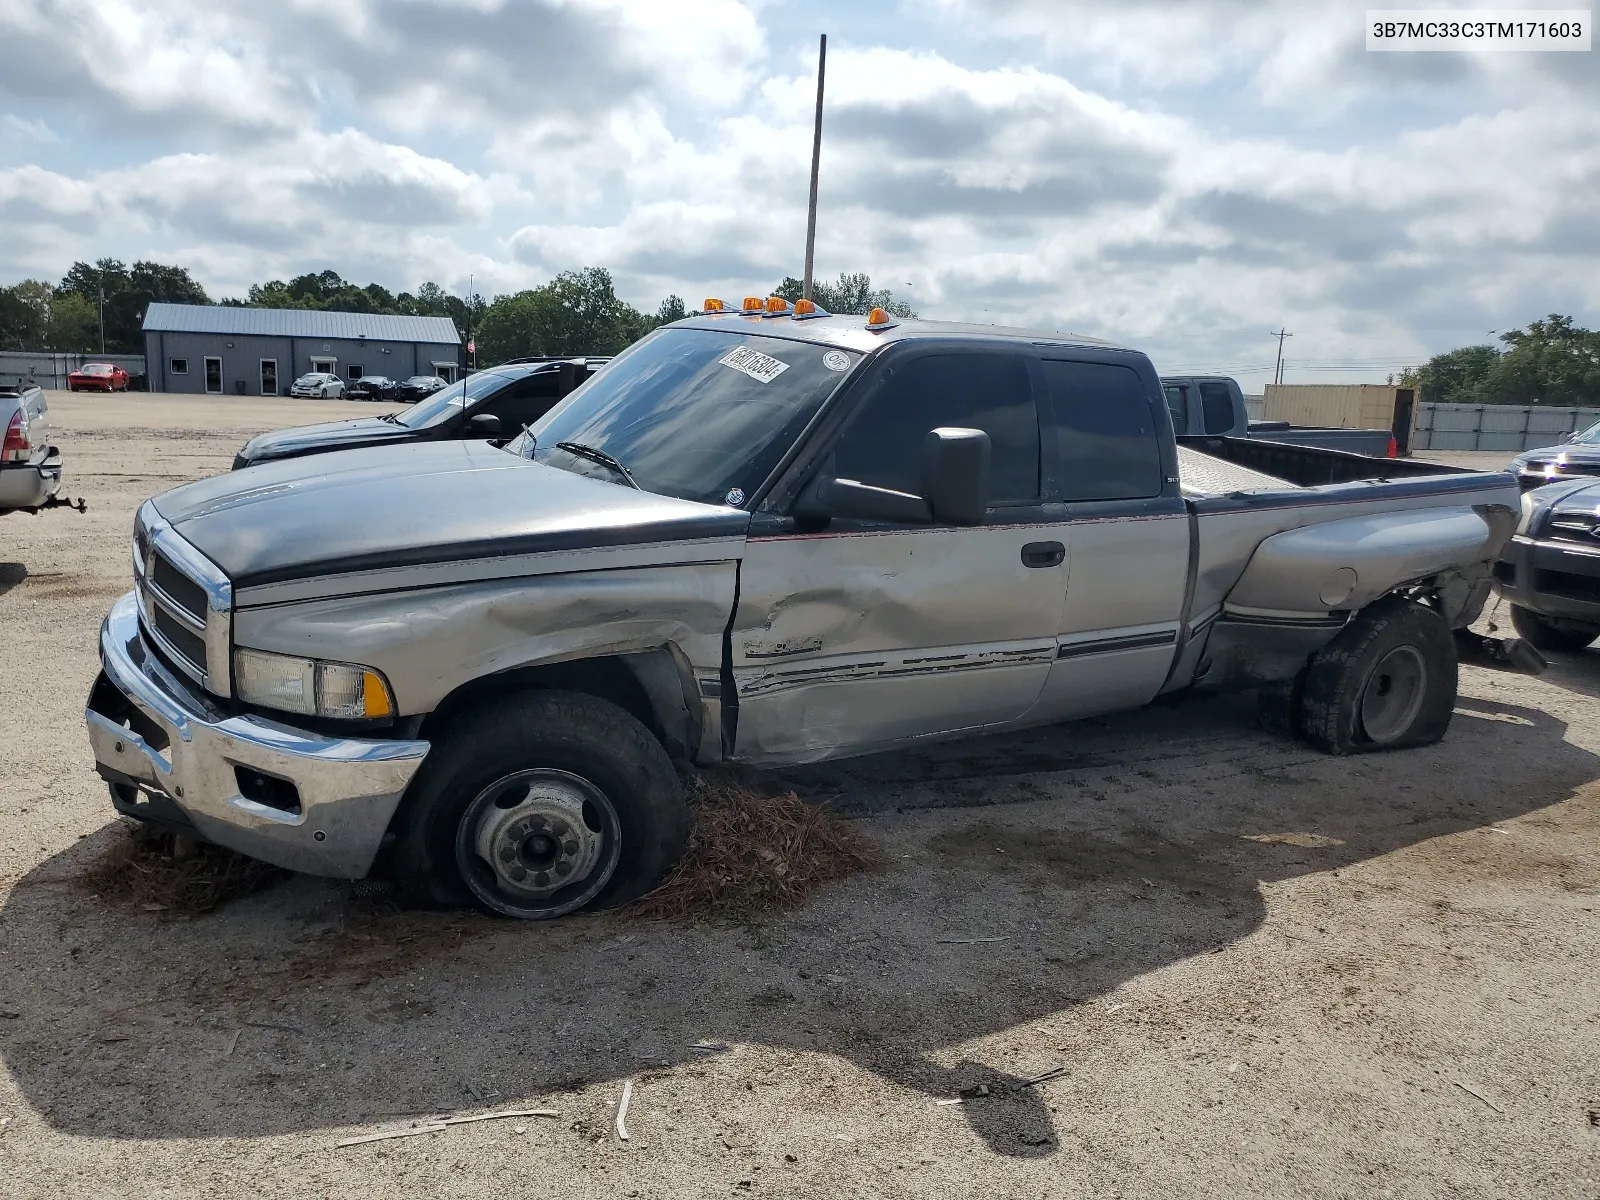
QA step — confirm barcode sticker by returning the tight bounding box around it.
[719,347,790,384]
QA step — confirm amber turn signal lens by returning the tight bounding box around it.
[742,296,764,312]
[703,297,725,312]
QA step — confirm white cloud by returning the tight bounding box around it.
[1,0,1598,379]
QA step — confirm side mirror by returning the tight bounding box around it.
[466,413,503,437]
[794,427,990,526]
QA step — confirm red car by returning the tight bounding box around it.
[67,363,129,392]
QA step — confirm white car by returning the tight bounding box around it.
[288,373,346,399]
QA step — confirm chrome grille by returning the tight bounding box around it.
[133,501,233,695]
[1546,510,1600,544]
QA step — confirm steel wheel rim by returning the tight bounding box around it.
[1358,645,1428,743]
[455,768,621,918]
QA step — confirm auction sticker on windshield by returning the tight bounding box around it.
[719,346,790,384]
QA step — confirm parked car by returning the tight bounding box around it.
[1493,475,1600,650]
[346,375,400,402]
[1,383,66,515]
[88,310,1519,920]
[1160,375,1398,456]
[1505,421,1600,490]
[231,359,602,469]
[397,375,448,402]
[66,363,129,393]
[288,373,346,399]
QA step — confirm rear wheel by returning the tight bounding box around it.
[388,690,687,919]
[1509,604,1600,653]
[1298,597,1457,755]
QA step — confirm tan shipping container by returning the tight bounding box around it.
[1262,384,1418,453]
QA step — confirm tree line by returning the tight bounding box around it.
[1398,314,1600,406]
[0,260,916,364]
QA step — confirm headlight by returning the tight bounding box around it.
[233,648,395,719]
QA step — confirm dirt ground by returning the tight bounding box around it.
[1,393,1597,1199]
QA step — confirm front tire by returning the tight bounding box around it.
[1509,604,1600,653]
[388,690,687,919]
[1299,597,1457,755]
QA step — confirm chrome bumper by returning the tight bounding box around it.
[85,591,430,878]
[0,449,63,512]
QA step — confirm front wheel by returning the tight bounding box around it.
[1509,605,1600,653]
[387,690,687,918]
[1298,597,1457,755]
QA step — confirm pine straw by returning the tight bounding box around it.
[630,770,885,923]
[77,826,289,915]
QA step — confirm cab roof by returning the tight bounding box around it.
[672,312,1123,356]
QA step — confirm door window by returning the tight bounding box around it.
[1042,360,1163,501]
[478,374,562,431]
[832,352,1040,503]
[260,359,277,396]
[1198,382,1235,434]
[1162,384,1189,434]
[310,357,335,375]
[204,357,223,394]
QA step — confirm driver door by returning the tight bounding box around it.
[729,348,1069,764]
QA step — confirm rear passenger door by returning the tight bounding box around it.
[1027,358,1191,723]
[729,347,1071,763]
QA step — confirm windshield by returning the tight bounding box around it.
[1570,421,1600,445]
[394,370,522,429]
[509,327,860,506]
[82,364,113,375]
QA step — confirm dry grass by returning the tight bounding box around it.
[631,770,885,923]
[78,826,288,914]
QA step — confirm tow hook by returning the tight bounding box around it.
[33,494,88,514]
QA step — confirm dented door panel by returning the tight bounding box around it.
[730,523,1067,763]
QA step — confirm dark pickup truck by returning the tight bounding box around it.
[232,357,605,469]
[1161,375,1398,457]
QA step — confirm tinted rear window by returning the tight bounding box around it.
[1199,382,1235,435]
[1041,360,1163,501]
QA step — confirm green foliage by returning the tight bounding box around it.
[47,291,98,351]
[54,258,210,352]
[656,294,688,325]
[0,280,51,350]
[772,272,916,318]
[1409,315,1600,405]
[476,268,656,362]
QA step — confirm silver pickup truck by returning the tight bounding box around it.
[86,309,1520,920]
[1,384,66,515]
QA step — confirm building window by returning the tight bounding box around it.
[204,357,223,394]
[348,364,364,380]
[170,358,188,375]
[310,357,336,375]
[260,359,278,396]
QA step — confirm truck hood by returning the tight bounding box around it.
[152,439,750,589]
[236,416,414,464]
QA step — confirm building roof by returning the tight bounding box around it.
[142,303,461,345]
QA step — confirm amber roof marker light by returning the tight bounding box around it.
[701,297,728,313]
[865,307,899,332]
[742,296,764,313]
[791,298,832,320]
[762,296,793,317]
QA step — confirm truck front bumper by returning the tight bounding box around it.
[1496,534,1600,624]
[0,449,63,513]
[85,592,430,878]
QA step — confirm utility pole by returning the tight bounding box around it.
[802,33,827,303]
[97,274,105,355]
[1271,328,1293,385]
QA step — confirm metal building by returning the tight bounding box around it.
[141,303,462,396]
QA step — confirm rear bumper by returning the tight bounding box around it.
[1496,534,1600,623]
[0,449,63,512]
[85,591,430,878]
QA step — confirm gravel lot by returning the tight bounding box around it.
[1,393,1597,1198]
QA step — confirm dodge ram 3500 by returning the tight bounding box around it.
[86,305,1520,919]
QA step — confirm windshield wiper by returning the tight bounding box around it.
[377,411,400,423]
[555,441,642,490]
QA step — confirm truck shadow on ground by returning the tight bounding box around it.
[1,687,1594,1158]
[0,562,25,599]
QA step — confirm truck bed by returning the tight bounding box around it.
[1177,444,1304,497]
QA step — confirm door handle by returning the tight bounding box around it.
[1020,540,1065,568]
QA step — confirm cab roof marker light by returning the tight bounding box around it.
[741,296,764,313]
[701,297,728,313]
[865,306,899,332]
[762,296,792,317]
[791,299,831,320]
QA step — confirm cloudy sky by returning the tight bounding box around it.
[1,0,1597,383]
